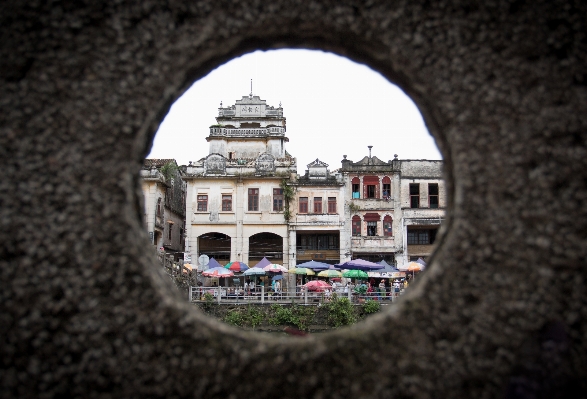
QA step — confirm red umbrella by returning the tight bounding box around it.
[303,280,332,292]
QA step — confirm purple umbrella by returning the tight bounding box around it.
[296,260,330,271]
[255,257,272,268]
[337,258,385,271]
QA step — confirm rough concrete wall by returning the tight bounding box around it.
[1,1,586,399]
[400,160,443,178]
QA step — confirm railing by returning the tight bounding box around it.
[188,286,405,305]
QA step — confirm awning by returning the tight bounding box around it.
[363,213,380,222]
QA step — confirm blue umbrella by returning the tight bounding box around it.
[271,275,284,281]
[296,260,330,271]
[378,260,400,273]
[337,258,384,271]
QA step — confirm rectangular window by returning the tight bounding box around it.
[222,195,232,211]
[313,197,322,213]
[352,218,361,236]
[273,188,283,211]
[352,183,360,199]
[168,224,173,240]
[328,197,337,214]
[429,183,439,208]
[367,185,376,198]
[407,229,438,244]
[383,220,392,237]
[367,221,378,236]
[299,197,308,213]
[383,183,391,198]
[197,195,208,212]
[248,188,259,211]
[410,184,420,208]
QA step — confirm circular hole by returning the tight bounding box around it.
[144,49,445,334]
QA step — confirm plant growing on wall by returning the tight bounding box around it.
[348,201,361,215]
[280,179,295,221]
[160,161,178,182]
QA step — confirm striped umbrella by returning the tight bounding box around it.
[288,267,315,276]
[225,261,249,272]
[317,269,342,278]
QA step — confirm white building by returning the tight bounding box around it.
[183,93,296,268]
[182,93,446,273]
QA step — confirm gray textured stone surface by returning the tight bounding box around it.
[1,1,586,398]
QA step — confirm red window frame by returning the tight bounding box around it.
[352,215,361,236]
[299,197,308,213]
[248,188,259,211]
[222,195,232,211]
[197,195,208,212]
[383,215,393,237]
[313,197,322,213]
[328,197,336,214]
[273,188,283,211]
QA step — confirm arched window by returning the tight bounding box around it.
[383,215,393,237]
[352,215,361,236]
[364,213,380,236]
[351,177,360,199]
[363,176,379,199]
[382,176,391,199]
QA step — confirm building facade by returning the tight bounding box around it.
[141,159,186,260]
[339,150,445,269]
[183,94,296,269]
[165,93,446,272]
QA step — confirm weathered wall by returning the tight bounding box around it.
[1,1,586,398]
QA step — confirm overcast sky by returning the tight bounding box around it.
[148,49,442,172]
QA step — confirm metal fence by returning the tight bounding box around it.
[189,286,405,305]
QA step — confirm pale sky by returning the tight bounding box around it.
[148,49,442,172]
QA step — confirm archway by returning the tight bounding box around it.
[198,232,232,264]
[248,232,284,266]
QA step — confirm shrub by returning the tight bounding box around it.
[269,304,316,332]
[325,294,357,327]
[362,299,381,314]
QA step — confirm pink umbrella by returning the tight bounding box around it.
[303,280,332,292]
[202,267,234,278]
[263,264,289,273]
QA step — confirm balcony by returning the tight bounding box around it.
[351,236,395,250]
[293,214,342,226]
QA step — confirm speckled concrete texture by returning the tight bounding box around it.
[1,1,586,398]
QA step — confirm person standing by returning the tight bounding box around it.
[379,279,386,300]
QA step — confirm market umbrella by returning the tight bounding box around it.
[317,269,342,278]
[264,264,289,273]
[255,257,272,269]
[337,258,384,271]
[182,263,193,274]
[342,269,368,279]
[202,267,234,278]
[243,267,266,276]
[206,257,223,270]
[288,267,315,276]
[296,260,330,271]
[303,280,332,292]
[271,274,284,281]
[398,261,424,272]
[416,257,427,267]
[225,261,249,272]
